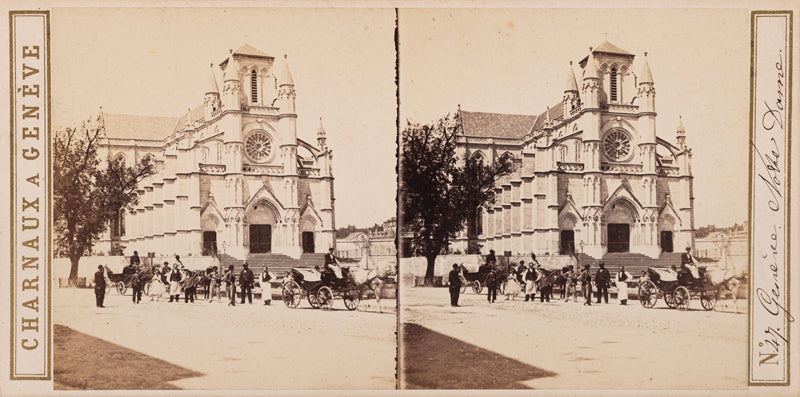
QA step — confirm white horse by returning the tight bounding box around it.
[347,259,394,313]
[705,266,746,313]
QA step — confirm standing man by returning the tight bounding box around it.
[94,265,106,308]
[616,266,632,305]
[595,263,610,304]
[260,265,276,305]
[169,262,183,303]
[131,269,143,304]
[239,262,255,304]
[524,264,537,302]
[563,266,577,302]
[208,266,221,303]
[223,264,237,306]
[579,264,592,306]
[486,269,499,303]
[448,264,462,307]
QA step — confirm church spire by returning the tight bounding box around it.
[317,117,327,150]
[639,52,654,84]
[583,48,599,80]
[565,61,579,93]
[278,54,294,87]
[206,63,219,94]
[676,115,687,149]
[221,50,241,111]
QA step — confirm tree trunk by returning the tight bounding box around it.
[424,254,437,286]
[68,255,82,283]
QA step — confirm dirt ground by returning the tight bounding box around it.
[53,288,396,390]
[400,287,747,390]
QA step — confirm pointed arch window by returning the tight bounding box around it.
[250,69,258,103]
[610,66,618,102]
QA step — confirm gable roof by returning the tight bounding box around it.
[593,41,633,56]
[234,43,273,59]
[531,101,565,131]
[459,110,537,139]
[103,113,179,141]
[173,105,206,133]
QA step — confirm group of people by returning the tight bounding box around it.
[447,249,636,307]
[92,251,277,308]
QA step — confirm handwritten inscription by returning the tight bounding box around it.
[752,46,792,379]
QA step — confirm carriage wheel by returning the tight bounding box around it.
[638,280,658,308]
[343,288,360,311]
[664,292,676,308]
[116,282,127,295]
[317,286,334,310]
[472,280,483,294]
[460,277,467,294]
[700,289,717,311]
[282,280,303,308]
[673,286,691,311]
[307,293,320,308]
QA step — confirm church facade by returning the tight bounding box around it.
[97,44,336,260]
[454,41,694,259]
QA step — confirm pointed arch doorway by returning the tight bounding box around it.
[248,202,277,254]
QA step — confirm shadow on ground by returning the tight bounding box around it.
[400,322,556,389]
[54,324,203,390]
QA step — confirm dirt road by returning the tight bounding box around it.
[400,287,746,389]
[54,288,396,390]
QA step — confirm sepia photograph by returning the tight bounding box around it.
[398,7,755,389]
[46,7,397,390]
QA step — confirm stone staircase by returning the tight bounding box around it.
[576,252,683,277]
[215,252,327,294]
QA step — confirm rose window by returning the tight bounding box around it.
[245,132,272,163]
[602,130,632,161]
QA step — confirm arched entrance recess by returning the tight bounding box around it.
[605,199,637,253]
[248,200,279,254]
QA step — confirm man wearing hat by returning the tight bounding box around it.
[223,264,236,306]
[168,262,183,303]
[579,264,592,306]
[239,262,255,304]
[93,265,106,308]
[595,263,611,304]
[323,247,342,284]
[448,264,462,307]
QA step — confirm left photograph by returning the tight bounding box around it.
[50,7,397,390]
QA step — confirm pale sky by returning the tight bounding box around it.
[51,7,397,228]
[399,8,751,227]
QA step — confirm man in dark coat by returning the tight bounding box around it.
[131,270,142,304]
[448,264,462,307]
[223,265,236,306]
[486,269,499,303]
[486,249,496,265]
[595,262,611,304]
[579,264,592,306]
[94,265,106,308]
[239,262,255,304]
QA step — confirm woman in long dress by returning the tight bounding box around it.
[504,272,521,300]
[148,265,166,301]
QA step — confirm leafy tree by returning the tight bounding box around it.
[453,151,513,254]
[53,119,153,281]
[400,114,512,283]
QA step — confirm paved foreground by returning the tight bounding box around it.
[54,288,396,390]
[400,287,746,390]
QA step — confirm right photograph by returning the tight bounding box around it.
[398,8,751,390]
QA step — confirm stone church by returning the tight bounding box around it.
[453,41,694,259]
[96,44,336,260]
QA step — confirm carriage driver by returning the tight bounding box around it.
[680,247,700,280]
[323,247,342,282]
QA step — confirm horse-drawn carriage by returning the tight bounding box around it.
[459,265,490,294]
[104,265,138,295]
[281,267,361,310]
[638,266,717,311]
